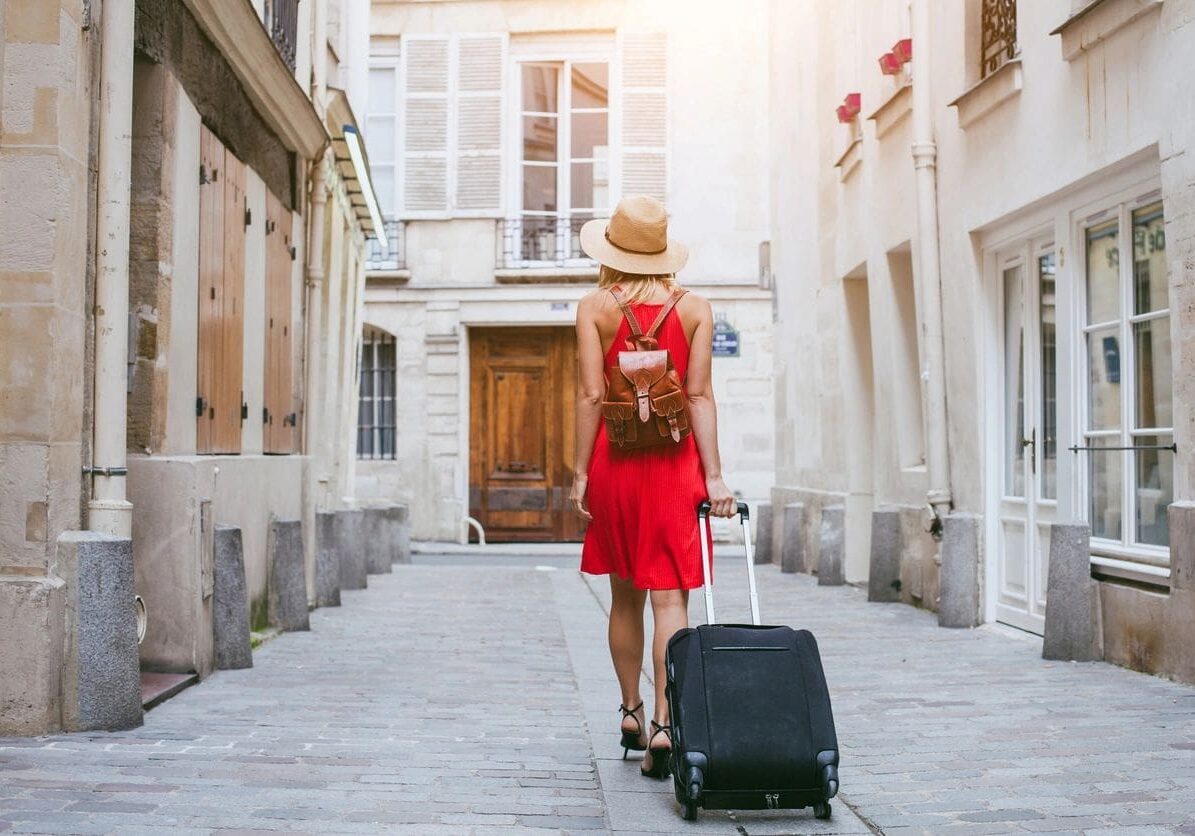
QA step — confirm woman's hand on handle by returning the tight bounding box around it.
[706,476,736,518]
[570,475,593,521]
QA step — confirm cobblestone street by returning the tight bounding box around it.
[2,555,1195,835]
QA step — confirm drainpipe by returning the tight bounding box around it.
[304,158,328,494]
[911,0,953,535]
[87,0,136,537]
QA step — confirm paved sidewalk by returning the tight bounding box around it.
[1,556,1194,835]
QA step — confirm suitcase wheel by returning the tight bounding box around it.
[813,801,832,820]
[682,801,698,821]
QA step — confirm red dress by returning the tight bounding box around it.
[581,298,710,590]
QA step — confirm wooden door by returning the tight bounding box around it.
[469,327,584,542]
[263,189,295,454]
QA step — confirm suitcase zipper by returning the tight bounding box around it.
[711,646,788,651]
[765,793,779,809]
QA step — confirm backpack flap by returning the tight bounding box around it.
[618,350,668,423]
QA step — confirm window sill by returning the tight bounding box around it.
[834,137,862,182]
[867,83,912,140]
[949,58,1023,130]
[495,266,599,284]
[1051,0,1164,61]
[366,269,411,284]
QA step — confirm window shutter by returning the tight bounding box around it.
[455,34,505,214]
[402,36,450,215]
[620,32,667,201]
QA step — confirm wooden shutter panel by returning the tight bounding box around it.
[455,34,505,213]
[218,151,246,454]
[402,36,450,214]
[264,190,295,454]
[620,32,667,201]
[197,126,223,454]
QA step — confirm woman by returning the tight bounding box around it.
[569,195,737,779]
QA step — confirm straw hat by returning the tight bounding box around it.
[579,195,689,275]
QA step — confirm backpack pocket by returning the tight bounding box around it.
[602,401,639,447]
[652,389,690,443]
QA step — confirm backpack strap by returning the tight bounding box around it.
[609,286,644,338]
[645,288,688,338]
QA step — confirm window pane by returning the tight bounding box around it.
[365,117,395,164]
[368,67,396,112]
[379,341,396,371]
[382,427,395,459]
[519,215,558,261]
[371,166,395,218]
[522,115,557,162]
[1089,437,1123,541]
[1132,202,1167,315]
[521,64,559,113]
[1086,327,1120,431]
[571,112,608,159]
[1040,252,1058,500]
[568,212,595,260]
[358,427,372,457]
[571,63,609,108]
[571,162,595,211]
[1086,220,1120,325]
[1134,317,1173,429]
[522,164,557,213]
[1135,435,1173,547]
[360,358,374,396]
[1003,265,1025,497]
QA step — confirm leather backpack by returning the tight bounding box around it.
[602,286,692,450]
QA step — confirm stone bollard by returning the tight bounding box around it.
[57,532,142,732]
[336,509,368,591]
[268,519,310,632]
[817,505,846,586]
[753,502,773,565]
[781,502,804,574]
[314,511,341,608]
[868,507,903,602]
[364,508,392,575]
[386,504,411,565]
[1042,522,1102,661]
[213,525,252,669]
[939,513,982,628]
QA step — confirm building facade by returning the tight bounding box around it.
[356,0,777,544]
[769,0,1195,682]
[0,0,382,734]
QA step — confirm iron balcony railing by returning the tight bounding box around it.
[264,0,299,73]
[980,0,1017,79]
[496,216,602,269]
[366,219,406,272]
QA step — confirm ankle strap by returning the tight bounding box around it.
[619,701,644,715]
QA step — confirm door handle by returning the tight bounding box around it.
[1023,429,1036,474]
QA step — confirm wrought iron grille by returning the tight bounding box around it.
[264,0,299,73]
[357,331,396,460]
[365,219,406,272]
[496,216,600,268]
[980,0,1017,79]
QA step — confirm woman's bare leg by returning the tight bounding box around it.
[646,587,689,761]
[608,575,648,741]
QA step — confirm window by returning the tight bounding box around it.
[980,0,1017,79]
[366,60,399,219]
[1082,198,1173,553]
[196,125,246,455]
[358,329,397,459]
[517,60,610,261]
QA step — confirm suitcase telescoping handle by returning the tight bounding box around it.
[697,500,761,627]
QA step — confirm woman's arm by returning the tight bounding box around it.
[570,292,606,520]
[685,297,737,518]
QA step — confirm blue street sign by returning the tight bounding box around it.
[712,316,740,357]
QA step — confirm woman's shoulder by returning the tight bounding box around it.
[677,288,712,319]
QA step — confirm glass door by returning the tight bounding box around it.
[996,241,1058,634]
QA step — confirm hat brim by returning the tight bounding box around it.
[579,218,689,275]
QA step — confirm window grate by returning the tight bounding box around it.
[357,331,397,460]
[980,0,1018,79]
[263,0,299,74]
[496,215,600,268]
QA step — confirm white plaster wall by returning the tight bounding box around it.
[164,87,201,456]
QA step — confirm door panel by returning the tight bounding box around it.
[470,327,583,542]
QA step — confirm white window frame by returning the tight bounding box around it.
[504,36,618,267]
[1073,185,1172,574]
[367,43,402,222]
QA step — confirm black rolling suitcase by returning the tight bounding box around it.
[665,501,840,821]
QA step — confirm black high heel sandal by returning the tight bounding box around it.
[619,702,646,759]
[640,721,672,779]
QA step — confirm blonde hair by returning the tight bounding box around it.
[597,264,678,305]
